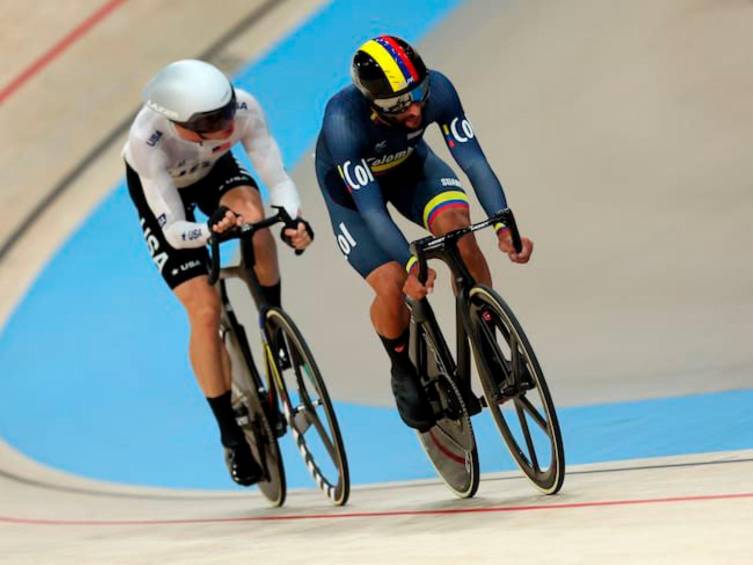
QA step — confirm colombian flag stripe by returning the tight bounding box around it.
[422,191,469,229]
[377,35,419,83]
[427,202,470,230]
[360,40,408,92]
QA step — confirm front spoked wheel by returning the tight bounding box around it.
[264,308,350,506]
[222,323,286,506]
[415,326,479,498]
[469,285,565,494]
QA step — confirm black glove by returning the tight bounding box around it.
[207,206,232,233]
[280,218,314,253]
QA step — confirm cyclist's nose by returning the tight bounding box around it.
[219,123,235,138]
[405,103,422,117]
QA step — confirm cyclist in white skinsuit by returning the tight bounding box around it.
[124,86,301,248]
[124,59,313,486]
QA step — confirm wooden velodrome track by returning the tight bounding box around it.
[1,1,752,563]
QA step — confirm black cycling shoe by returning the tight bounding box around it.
[223,439,263,486]
[390,364,436,433]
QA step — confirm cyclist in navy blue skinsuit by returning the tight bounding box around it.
[315,35,534,431]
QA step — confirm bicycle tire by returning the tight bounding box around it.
[468,285,565,494]
[264,307,350,506]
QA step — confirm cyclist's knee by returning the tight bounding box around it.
[221,185,264,223]
[176,279,222,329]
[430,207,470,236]
[367,263,406,305]
[253,226,275,249]
[457,231,483,258]
[237,204,264,225]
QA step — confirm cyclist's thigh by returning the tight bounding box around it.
[192,152,260,217]
[388,150,470,233]
[317,166,392,279]
[126,163,209,289]
[172,273,220,314]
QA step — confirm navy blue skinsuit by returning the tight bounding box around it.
[315,69,508,277]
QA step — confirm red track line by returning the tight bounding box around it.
[0,0,127,105]
[1,492,752,527]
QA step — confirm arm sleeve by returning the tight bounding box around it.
[129,139,210,249]
[239,92,301,217]
[323,107,413,267]
[432,72,508,217]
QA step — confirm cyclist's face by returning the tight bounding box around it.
[391,102,423,129]
[174,122,235,142]
[199,123,235,140]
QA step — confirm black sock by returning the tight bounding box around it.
[378,327,413,372]
[260,281,281,308]
[206,391,243,447]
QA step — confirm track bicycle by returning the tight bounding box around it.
[207,208,350,506]
[407,208,565,497]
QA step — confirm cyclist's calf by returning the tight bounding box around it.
[174,277,228,397]
[366,262,410,337]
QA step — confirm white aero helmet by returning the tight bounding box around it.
[143,59,236,133]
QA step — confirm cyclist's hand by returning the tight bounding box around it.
[498,228,534,263]
[403,267,437,301]
[208,206,240,234]
[282,218,314,250]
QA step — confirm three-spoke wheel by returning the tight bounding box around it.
[469,285,565,494]
[264,308,350,506]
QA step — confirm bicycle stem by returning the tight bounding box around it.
[410,208,522,286]
[207,207,298,286]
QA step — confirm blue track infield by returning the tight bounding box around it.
[2,0,752,490]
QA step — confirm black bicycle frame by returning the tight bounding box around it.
[408,209,522,395]
[207,207,298,393]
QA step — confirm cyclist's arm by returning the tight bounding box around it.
[324,108,413,269]
[238,91,301,218]
[432,71,509,218]
[130,145,211,249]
